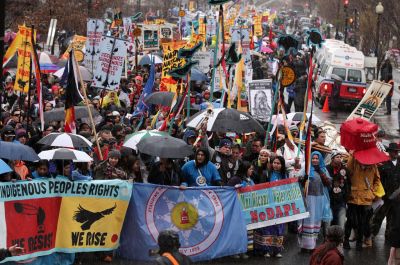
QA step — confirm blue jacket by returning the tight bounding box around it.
[181,160,221,187]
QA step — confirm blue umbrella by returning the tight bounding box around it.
[0,159,12,175]
[0,141,40,162]
[189,67,209,82]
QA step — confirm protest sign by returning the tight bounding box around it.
[14,26,35,93]
[253,15,262,36]
[0,179,132,262]
[84,19,105,74]
[347,80,392,120]
[159,25,173,40]
[192,51,211,74]
[61,35,87,61]
[160,41,186,92]
[122,17,132,35]
[118,184,247,262]
[92,36,127,90]
[142,25,159,51]
[248,79,272,122]
[238,178,309,230]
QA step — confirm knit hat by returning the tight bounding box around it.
[289,125,299,133]
[108,150,121,159]
[15,129,27,139]
[219,138,232,148]
[331,149,342,159]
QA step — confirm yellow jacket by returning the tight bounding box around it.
[346,155,385,206]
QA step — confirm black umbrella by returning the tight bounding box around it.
[186,107,265,133]
[38,133,93,148]
[137,135,194,158]
[43,106,100,122]
[144,92,189,107]
[0,141,40,161]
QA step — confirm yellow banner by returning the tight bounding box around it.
[55,197,129,249]
[198,18,206,36]
[14,26,35,93]
[254,16,262,36]
[161,41,187,92]
[61,35,87,60]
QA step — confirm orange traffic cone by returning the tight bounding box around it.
[322,97,330,113]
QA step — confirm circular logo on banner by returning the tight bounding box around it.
[171,202,199,230]
[179,10,186,17]
[280,66,296,87]
[146,188,224,256]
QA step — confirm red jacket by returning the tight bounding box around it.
[310,244,344,265]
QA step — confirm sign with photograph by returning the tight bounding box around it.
[248,79,273,122]
[142,25,159,50]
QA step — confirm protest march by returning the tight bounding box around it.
[0,0,400,265]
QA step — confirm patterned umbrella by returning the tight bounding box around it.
[38,148,92,162]
[38,133,92,148]
[123,130,167,151]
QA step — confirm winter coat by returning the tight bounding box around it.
[346,155,384,206]
[0,249,10,262]
[94,160,127,180]
[310,245,344,265]
[378,159,400,201]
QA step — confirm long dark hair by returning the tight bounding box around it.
[237,161,253,179]
[270,156,286,177]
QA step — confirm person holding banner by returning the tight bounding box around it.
[252,148,271,184]
[254,156,287,258]
[0,245,25,262]
[298,151,332,252]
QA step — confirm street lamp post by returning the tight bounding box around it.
[335,0,341,39]
[344,2,349,43]
[375,2,384,79]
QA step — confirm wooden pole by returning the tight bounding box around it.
[73,49,103,160]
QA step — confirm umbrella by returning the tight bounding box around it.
[139,54,163,65]
[123,130,168,151]
[0,159,12,175]
[189,67,209,82]
[144,91,189,107]
[40,63,60,74]
[137,135,194,158]
[260,46,273,53]
[38,52,59,64]
[44,106,100,122]
[38,148,93,162]
[0,141,40,162]
[53,65,93,81]
[38,133,92,148]
[186,108,265,133]
[287,112,321,123]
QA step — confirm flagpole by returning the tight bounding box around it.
[26,26,34,125]
[73,49,103,160]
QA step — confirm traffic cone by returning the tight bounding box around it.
[322,97,330,113]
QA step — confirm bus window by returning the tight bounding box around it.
[348,69,362,82]
[332,67,346,80]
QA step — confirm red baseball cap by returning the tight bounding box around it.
[353,146,389,165]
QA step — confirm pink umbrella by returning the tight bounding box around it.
[261,46,273,53]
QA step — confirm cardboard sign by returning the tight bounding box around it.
[347,80,392,120]
[160,41,187,92]
[238,178,309,230]
[92,36,127,90]
[61,35,87,60]
[248,79,273,122]
[192,51,211,74]
[84,19,105,73]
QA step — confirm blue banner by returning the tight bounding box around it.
[238,178,309,230]
[118,183,247,262]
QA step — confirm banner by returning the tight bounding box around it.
[14,26,35,93]
[0,179,132,263]
[253,15,262,36]
[118,184,247,262]
[248,79,272,122]
[61,35,87,61]
[84,19,105,73]
[160,41,186,92]
[192,51,211,74]
[238,178,309,230]
[92,36,127,90]
[347,80,392,121]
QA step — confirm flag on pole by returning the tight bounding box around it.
[133,58,155,116]
[64,50,84,133]
[30,29,44,131]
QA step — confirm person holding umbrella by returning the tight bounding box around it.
[94,150,127,180]
[181,148,222,187]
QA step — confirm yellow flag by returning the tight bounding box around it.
[235,46,247,112]
[14,26,35,93]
